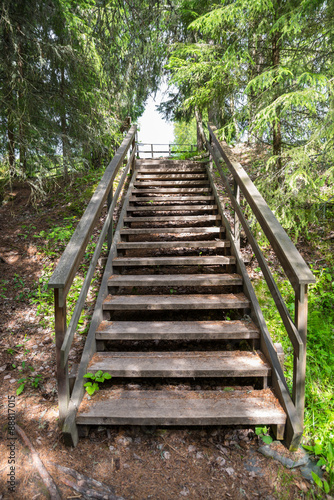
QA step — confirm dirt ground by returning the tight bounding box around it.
[0,169,317,500]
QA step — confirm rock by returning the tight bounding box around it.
[216,444,229,455]
[9,379,16,384]
[216,456,226,466]
[109,445,115,451]
[188,445,196,453]
[258,444,309,469]
[196,452,204,459]
[162,451,171,460]
[0,365,7,372]
[4,374,11,380]
[224,467,235,476]
[179,487,190,496]
[116,436,133,447]
[123,463,130,469]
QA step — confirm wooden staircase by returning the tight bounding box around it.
[49,125,315,449]
[75,158,286,434]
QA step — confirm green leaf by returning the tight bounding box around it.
[85,385,96,395]
[84,382,92,387]
[95,377,105,383]
[311,471,323,489]
[323,480,330,494]
[103,373,112,380]
[16,383,25,395]
[262,435,273,444]
[84,373,95,379]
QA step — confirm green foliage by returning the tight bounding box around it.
[303,440,334,494]
[253,266,334,444]
[255,426,273,444]
[83,370,112,395]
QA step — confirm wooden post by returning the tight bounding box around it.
[151,144,154,159]
[293,284,308,419]
[54,289,69,423]
[131,138,136,171]
[234,179,241,254]
[107,185,113,250]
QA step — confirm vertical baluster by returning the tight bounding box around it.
[55,289,69,423]
[234,179,241,254]
[293,284,308,419]
[107,184,113,250]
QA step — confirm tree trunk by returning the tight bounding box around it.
[194,106,206,151]
[272,30,282,172]
[18,25,26,173]
[61,65,69,179]
[4,27,15,172]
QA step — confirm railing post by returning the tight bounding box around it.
[107,185,113,250]
[54,289,69,423]
[151,144,154,158]
[234,179,241,254]
[293,284,308,419]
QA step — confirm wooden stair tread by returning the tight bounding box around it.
[112,256,235,266]
[108,273,242,287]
[136,174,207,180]
[76,389,286,426]
[120,227,224,234]
[129,196,215,202]
[124,215,220,223]
[117,240,230,249]
[96,319,260,340]
[134,181,210,186]
[103,293,250,310]
[131,188,211,194]
[87,350,271,377]
[127,205,217,212]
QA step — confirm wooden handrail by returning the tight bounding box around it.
[49,125,137,301]
[206,124,316,445]
[208,124,315,292]
[48,125,137,422]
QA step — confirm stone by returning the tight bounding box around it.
[179,487,190,496]
[116,436,133,447]
[216,456,226,466]
[162,451,171,460]
[188,445,196,453]
[258,444,309,469]
[225,467,235,476]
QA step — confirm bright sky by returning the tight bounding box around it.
[137,85,174,146]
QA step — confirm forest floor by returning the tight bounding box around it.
[0,151,330,500]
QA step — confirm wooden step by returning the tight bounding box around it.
[112,256,235,266]
[136,174,207,180]
[137,169,206,174]
[124,215,221,223]
[126,205,217,212]
[96,319,260,340]
[87,351,271,378]
[103,293,249,311]
[131,188,211,194]
[134,181,210,187]
[108,273,241,287]
[117,240,230,249]
[120,227,224,235]
[76,389,286,426]
[129,196,215,202]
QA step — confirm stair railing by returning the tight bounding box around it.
[48,125,137,422]
[137,143,197,158]
[206,123,315,442]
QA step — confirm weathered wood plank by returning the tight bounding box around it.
[129,196,215,202]
[135,180,210,187]
[112,256,235,266]
[124,215,221,223]
[131,188,211,194]
[136,174,207,180]
[127,205,217,212]
[108,273,241,287]
[76,389,286,426]
[117,240,230,249]
[120,227,224,235]
[87,351,271,378]
[103,293,250,310]
[96,319,260,340]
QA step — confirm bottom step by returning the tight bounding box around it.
[77,389,286,427]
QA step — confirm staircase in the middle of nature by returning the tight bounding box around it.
[76,158,286,433]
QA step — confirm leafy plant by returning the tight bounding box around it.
[303,440,334,495]
[83,370,112,395]
[255,426,273,444]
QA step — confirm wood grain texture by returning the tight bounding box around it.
[108,273,241,287]
[112,256,235,266]
[76,389,286,426]
[96,319,260,340]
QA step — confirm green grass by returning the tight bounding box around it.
[253,266,334,445]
